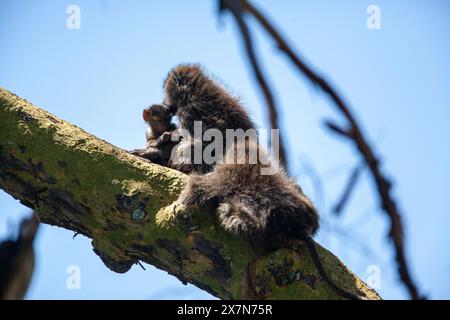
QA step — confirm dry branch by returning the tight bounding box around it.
[219,0,289,170]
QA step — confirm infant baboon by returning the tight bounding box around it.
[130,103,177,166]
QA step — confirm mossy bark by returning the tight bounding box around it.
[0,87,381,300]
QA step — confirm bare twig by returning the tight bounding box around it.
[219,0,289,170]
[324,119,353,139]
[332,164,364,216]
[220,0,423,299]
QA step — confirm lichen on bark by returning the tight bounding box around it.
[0,87,381,300]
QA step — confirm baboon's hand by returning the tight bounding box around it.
[159,131,173,144]
[129,148,160,161]
[129,148,146,156]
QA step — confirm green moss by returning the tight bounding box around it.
[84,214,102,230]
[0,87,382,300]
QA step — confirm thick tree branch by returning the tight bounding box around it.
[0,87,380,300]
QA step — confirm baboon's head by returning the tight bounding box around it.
[163,64,209,114]
[143,104,172,122]
[143,104,172,137]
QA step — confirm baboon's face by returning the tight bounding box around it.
[143,104,171,122]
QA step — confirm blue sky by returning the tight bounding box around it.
[0,0,449,299]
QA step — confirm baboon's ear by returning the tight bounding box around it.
[143,109,150,122]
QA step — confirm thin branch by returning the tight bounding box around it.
[219,0,289,170]
[221,0,423,299]
[332,164,364,216]
[324,119,353,139]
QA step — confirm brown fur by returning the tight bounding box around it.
[129,104,177,166]
[163,65,319,246]
[163,64,255,173]
[164,64,255,135]
[133,64,361,299]
[177,140,319,249]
